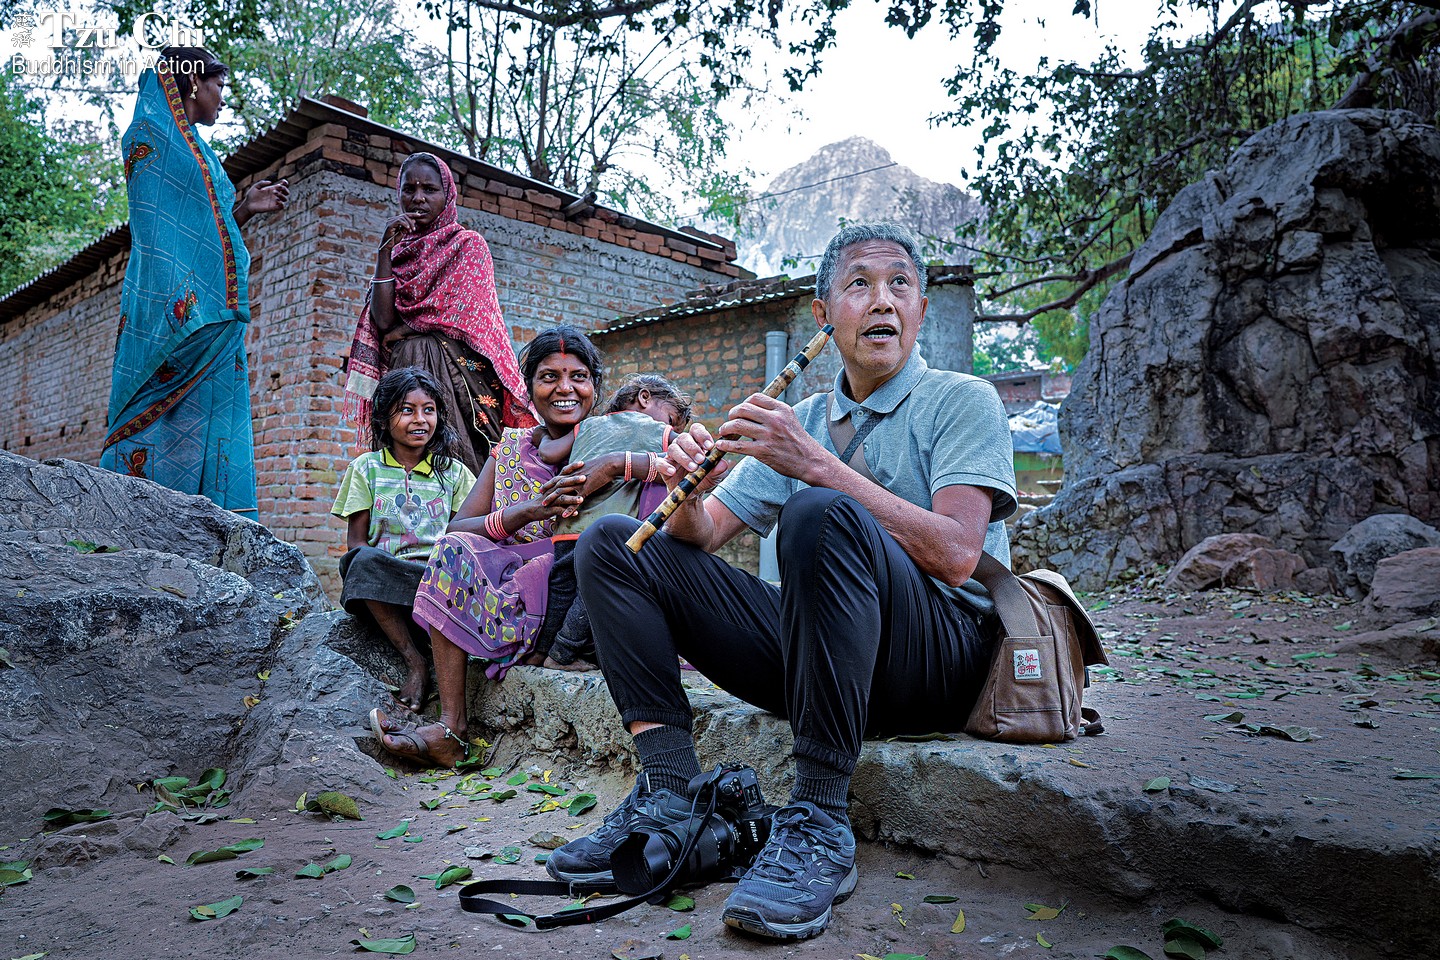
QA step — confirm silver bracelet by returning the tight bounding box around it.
[370,276,395,284]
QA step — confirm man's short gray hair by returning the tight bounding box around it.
[814,222,928,301]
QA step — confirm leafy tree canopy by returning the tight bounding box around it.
[886,0,1440,366]
[0,71,124,296]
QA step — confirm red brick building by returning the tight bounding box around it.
[983,368,1073,415]
[0,96,740,594]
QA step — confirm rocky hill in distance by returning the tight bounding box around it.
[734,136,979,277]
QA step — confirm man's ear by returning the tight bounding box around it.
[812,298,827,326]
[637,388,652,407]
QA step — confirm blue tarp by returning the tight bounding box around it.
[1009,401,1062,455]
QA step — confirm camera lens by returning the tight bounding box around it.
[611,819,736,895]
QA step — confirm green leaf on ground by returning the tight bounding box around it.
[295,864,326,879]
[0,865,32,886]
[1163,937,1205,959]
[1143,777,1171,792]
[1105,948,1155,960]
[527,783,566,796]
[665,893,695,912]
[420,798,442,811]
[67,539,120,554]
[189,894,242,921]
[186,838,264,866]
[896,870,916,879]
[1203,712,1244,723]
[235,866,273,879]
[377,821,410,840]
[506,773,528,786]
[433,866,472,889]
[923,894,959,903]
[566,793,597,816]
[1395,770,1440,780]
[1242,723,1315,742]
[666,923,693,940]
[1024,902,1065,921]
[1038,932,1053,948]
[489,789,518,802]
[951,908,966,933]
[43,808,112,828]
[1162,918,1223,949]
[351,934,416,954]
[383,884,416,903]
[307,791,362,820]
[529,831,567,849]
[494,846,522,865]
[480,767,504,777]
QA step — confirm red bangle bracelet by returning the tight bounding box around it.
[485,509,507,540]
[624,451,633,482]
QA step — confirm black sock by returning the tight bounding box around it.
[792,755,851,826]
[634,726,702,796]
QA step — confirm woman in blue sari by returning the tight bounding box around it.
[101,46,289,515]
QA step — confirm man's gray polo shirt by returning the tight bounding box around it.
[712,350,1018,612]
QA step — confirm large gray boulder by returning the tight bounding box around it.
[1013,110,1440,589]
[0,452,362,828]
[1331,513,1440,598]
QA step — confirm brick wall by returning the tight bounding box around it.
[0,248,127,464]
[0,113,737,597]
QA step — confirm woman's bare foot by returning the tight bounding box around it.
[542,656,597,672]
[396,656,429,714]
[377,721,468,768]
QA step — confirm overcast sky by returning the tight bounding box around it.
[728,0,1199,191]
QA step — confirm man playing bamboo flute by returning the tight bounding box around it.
[548,222,1018,941]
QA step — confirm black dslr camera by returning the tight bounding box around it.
[610,766,775,895]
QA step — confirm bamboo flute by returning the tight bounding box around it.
[625,324,834,553]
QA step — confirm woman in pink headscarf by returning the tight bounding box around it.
[344,152,534,473]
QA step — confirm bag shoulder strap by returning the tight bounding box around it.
[826,393,884,483]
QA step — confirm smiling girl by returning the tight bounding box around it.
[343,152,534,476]
[332,367,477,712]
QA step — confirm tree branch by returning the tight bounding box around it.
[461,0,671,29]
[977,253,1133,325]
[1334,11,1440,109]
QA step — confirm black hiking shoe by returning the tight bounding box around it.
[721,801,858,940]
[544,776,693,889]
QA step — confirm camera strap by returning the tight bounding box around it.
[457,789,722,930]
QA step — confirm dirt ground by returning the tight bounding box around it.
[4,580,1437,960]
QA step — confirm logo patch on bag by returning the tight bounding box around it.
[1013,649,1042,681]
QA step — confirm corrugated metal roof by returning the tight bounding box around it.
[593,264,974,336]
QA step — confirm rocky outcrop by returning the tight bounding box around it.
[1331,513,1440,598]
[736,138,979,277]
[0,452,355,827]
[1360,546,1440,628]
[1164,533,1308,592]
[1014,110,1440,589]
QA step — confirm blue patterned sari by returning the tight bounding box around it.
[100,67,256,514]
